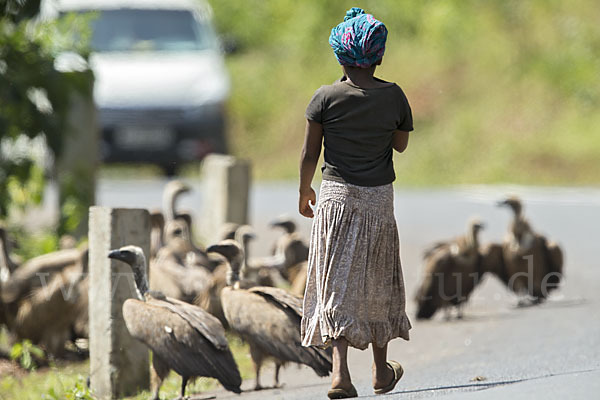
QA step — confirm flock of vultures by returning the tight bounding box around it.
[0,181,563,398]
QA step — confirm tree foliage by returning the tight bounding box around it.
[0,0,94,231]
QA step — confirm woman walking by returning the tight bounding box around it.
[299,7,413,399]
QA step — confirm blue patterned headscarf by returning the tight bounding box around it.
[328,7,388,68]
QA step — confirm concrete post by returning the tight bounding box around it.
[200,155,251,245]
[88,207,150,399]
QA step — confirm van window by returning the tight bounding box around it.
[87,9,214,52]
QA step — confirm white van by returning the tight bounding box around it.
[41,0,230,175]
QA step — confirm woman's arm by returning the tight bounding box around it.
[393,130,410,153]
[299,120,323,218]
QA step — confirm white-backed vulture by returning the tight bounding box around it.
[0,226,19,284]
[194,225,264,328]
[150,220,211,303]
[1,247,81,306]
[235,225,277,287]
[207,240,332,390]
[415,219,486,320]
[108,245,242,399]
[269,217,309,281]
[497,196,564,303]
[13,247,88,356]
[162,179,218,270]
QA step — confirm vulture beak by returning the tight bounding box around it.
[206,244,223,255]
[108,248,135,264]
[108,249,123,260]
[269,219,282,228]
[496,199,508,207]
[476,222,486,230]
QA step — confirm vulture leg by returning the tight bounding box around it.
[249,344,265,390]
[274,362,284,388]
[443,307,452,321]
[151,355,170,400]
[178,376,189,400]
[456,304,464,320]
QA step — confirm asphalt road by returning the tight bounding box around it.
[96,180,600,399]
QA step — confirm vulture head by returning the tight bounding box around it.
[108,245,149,298]
[207,240,244,286]
[234,225,256,245]
[269,216,297,234]
[219,223,240,241]
[468,218,485,234]
[163,219,193,256]
[497,196,523,216]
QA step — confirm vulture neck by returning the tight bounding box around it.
[467,228,480,249]
[511,204,522,220]
[234,232,250,273]
[226,259,243,287]
[131,256,150,299]
[162,188,180,221]
[0,231,14,282]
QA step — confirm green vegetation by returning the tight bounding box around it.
[10,340,45,372]
[210,0,600,185]
[0,333,253,400]
[0,1,94,234]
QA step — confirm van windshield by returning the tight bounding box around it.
[88,9,214,52]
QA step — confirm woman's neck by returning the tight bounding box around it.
[343,65,380,88]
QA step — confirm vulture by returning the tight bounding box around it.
[497,196,563,303]
[150,220,212,303]
[0,240,89,356]
[415,219,486,320]
[235,225,277,287]
[1,247,81,305]
[13,247,89,356]
[268,217,310,295]
[207,240,332,390]
[269,216,309,282]
[161,179,217,270]
[196,224,274,328]
[0,226,19,284]
[108,245,242,400]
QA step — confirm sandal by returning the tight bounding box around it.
[327,384,358,399]
[374,360,403,395]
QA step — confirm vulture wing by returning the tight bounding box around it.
[423,241,450,259]
[123,299,241,392]
[2,248,81,303]
[541,237,563,291]
[248,285,303,317]
[147,296,228,350]
[222,288,332,376]
[415,249,455,319]
[480,243,508,284]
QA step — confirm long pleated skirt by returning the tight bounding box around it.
[301,180,411,350]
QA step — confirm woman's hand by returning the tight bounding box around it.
[299,187,316,218]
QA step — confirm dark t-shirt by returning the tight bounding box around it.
[305,77,413,187]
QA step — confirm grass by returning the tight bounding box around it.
[207,0,600,185]
[0,333,254,400]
